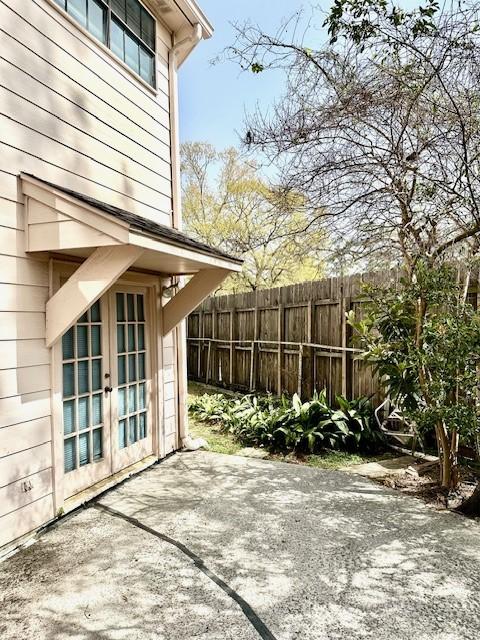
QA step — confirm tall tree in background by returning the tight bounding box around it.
[227,0,480,271]
[181,142,326,292]
[226,0,480,498]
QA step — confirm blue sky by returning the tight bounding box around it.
[178,0,324,150]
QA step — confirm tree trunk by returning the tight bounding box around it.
[457,481,480,517]
[435,422,459,490]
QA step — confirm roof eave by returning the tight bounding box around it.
[173,0,213,39]
[20,173,242,275]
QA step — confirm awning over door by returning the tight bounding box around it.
[21,174,242,347]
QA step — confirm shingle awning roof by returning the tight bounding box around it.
[21,173,242,268]
[20,174,242,346]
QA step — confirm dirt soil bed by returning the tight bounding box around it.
[377,461,480,513]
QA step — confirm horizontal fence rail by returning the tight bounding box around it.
[187,337,364,401]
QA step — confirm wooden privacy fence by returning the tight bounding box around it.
[187,272,397,404]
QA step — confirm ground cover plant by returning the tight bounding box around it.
[189,389,385,456]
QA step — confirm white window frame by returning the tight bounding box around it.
[46,0,158,92]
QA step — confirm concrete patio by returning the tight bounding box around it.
[1,451,480,640]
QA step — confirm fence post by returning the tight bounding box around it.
[251,297,260,392]
[197,310,203,379]
[277,304,284,396]
[297,344,304,397]
[341,294,352,398]
[307,300,315,397]
[249,340,256,391]
[212,304,217,385]
[229,308,234,386]
[205,340,211,384]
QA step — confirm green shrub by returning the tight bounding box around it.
[189,389,385,454]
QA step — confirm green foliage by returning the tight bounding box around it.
[181,142,326,293]
[251,62,264,73]
[349,262,480,448]
[324,0,440,45]
[189,389,385,454]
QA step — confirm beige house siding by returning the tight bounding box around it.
[0,0,173,222]
[0,0,181,551]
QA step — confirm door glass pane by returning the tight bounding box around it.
[93,428,103,460]
[128,324,135,351]
[88,0,107,43]
[63,328,74,360]
[129,415,137,444]
[127,294,135,321]
[91,325,101,356]
[92,393,102,425]
[139,412,146,439]
[125,31,139,75]
[139,382,146,410]
[118,387,127,417]
[116,293,125,322]
[139,47,154,85]
[77,325,89,358]
[137,324,145,350]
[137,295,145,321]
[78,361,90,394]
[92,358,102,391]
[111,18,125,60]
[78,397,90,430]
[128,354,136,382]
[118,355,126,384]
[91,300,101,322]
[79,432,90,466]
[138,352,145,380]
[63,400,76,435]
[68,0,87,28]
[117,325,126,353]
[128,385,137,412]
[119,419,127,449]
[64,437,76,473]
[63,363,75,398]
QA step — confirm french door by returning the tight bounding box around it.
[61,285,153,499]
[109,285,153,474]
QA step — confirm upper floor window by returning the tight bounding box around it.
[53,0,156,87]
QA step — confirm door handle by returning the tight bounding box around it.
[104,386,113,394]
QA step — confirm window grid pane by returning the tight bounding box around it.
[58,0,155,86]
[88,0,107,44]
[68,0,87,28]
[62,301,104,473]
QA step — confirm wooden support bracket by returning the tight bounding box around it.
[46,245,144,347]
[162,268,229,336]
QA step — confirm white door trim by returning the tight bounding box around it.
[50,261,164,510]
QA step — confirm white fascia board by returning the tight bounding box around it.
[173,0,213,38]
[130,231,243,273]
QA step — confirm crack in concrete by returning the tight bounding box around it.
[93,502,278,640]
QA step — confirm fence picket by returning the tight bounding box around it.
[187,272,408,402]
